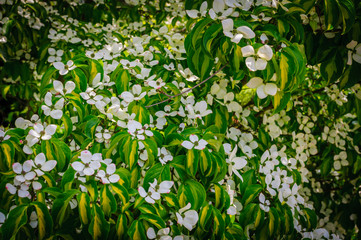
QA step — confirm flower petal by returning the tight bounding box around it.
[41,160,57,171]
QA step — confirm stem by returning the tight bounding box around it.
[145,64,228,108]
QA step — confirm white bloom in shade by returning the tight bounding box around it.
[346,40,361,65]
[0,128,10,142]
[120,84,146,105]
[48,48,63,63]
[0,211,6,227]
[246,77,277,99]
[6,179,30,198]
[181,134,208,150]
[186,1,208,19]
[209,0,236,20]
[149,179,174,194]
[41,92,64,119]
[71,151,101,176]
[13,160,36,183]
[226,146,247,180]
[222,19,255,43]
[53,60,76,75]
[158,147,173,165]
[53,80,76,96]
[148,78,165,90]
[179,67,198,82]
[242,45,273,71]
[28,123,57,144]
[176,203,199,231]
[97,163,120,184]
[29,211,38,228]
[32,153,57,176]
[80,87,103,105]
[147,227,171,240]
[138,185,160,204]
[259,193,270,212]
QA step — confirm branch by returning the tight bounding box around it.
[145,64,228,108]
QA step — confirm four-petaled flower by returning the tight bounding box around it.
[176,203,199,231]
[72,151,101,176]
[53,60,76,75]
[181,134,208,150]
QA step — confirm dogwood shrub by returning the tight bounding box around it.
[1,0,361,239]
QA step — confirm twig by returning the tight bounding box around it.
[145,64,228,108]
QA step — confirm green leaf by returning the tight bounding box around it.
[40,66,57,96]
[77,192,91,225]
[186,148,199,177]
[139,213,166,229]
[123,138,139,170]
[100,185,117,217]
[129,103,150,125]
[71,68,87,91]
[178,179,206,210]
[198,204,213,231]
[115,69,131,95]
[1,204,28,240]
[303,208,317,230]
[0,140,14,171]
[241,184,263,207]
[337,0,355,34]
[320,52,344,84]
[128,220,147,240]
[51,190,79,227]
[84,115,100,139]
[268,207,280,236]
[212,207,225,239]
[111,182,130,205]
[116,214,128,238]
[203,23,222,57]
[143,163,171,190]
[30,202,53,240]
[89,204,110,240]
[61,114,73,140]
[324,0,340,31]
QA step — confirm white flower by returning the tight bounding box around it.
[32,153,57,176]
[28,123,57,144]
[158,147,173,165]
[47,48,63,63]
[120,84,146,105]
[12,160,36,183]
[41,92,64,119]
[29,211,38,228]
[97,163,120,184]
[53,80,76,96]
[6,179,30,198]
[53,60,76,75]
[259,193,270,212]
[246,77,277,99]
[71,151,101,176]
[346,40,361,65]
[95,126,112,143]
[155,105,177,118]
[222,19,255,43]
[0,212,6,227]
[186,1,208,19]
[176,203,199,231]
[242,45,273,71]
[209,0,236,20]
[149,179,174,194]
[138,185,160,204]
[148,78,165,90]
[0,128,10,142]
[147,227,171,240]
[226,146,247,180]
[181,134,208,150]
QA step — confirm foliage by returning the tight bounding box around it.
[1,0,361,239]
